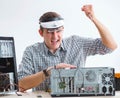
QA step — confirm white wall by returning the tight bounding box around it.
[0,0,120,72]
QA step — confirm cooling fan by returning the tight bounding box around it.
[102,73,114,85]
[85,70,97,82]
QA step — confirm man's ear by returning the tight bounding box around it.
[38,29,43,37]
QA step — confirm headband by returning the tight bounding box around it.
[40,18,64,29]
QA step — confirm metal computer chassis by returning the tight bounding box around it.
[50,67,115,97]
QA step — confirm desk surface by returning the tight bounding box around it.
[0,91,120,98]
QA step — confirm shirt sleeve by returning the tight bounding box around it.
[17,46,35,80]
[82,38,113,56]
[71,35,113,56]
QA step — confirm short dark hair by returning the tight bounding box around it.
[39,12,62,30]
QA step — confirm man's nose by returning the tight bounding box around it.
[52,31,58,37]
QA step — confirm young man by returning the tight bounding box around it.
[18,5,117,92]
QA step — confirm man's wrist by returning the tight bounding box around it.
[43,66,56,77]
[43,69,49,77]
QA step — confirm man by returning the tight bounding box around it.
[18,5,117,92]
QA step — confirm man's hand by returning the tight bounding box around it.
[81,4,95,20]
[55,63,77,69]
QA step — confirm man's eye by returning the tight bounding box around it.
[57,30,61,32]
[47,30,53,33]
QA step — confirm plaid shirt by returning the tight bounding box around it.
[18,35,112,91]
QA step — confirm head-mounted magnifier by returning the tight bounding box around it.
[40,17,64,29]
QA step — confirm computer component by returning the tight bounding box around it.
[0,36,18,95]
[50,67,115,97]
[115,73,120,91]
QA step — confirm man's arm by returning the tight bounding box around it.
[81,4,117,50]
[18,63,76,92]
[18,71,46,92]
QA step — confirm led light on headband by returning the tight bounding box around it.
[40,19,64,29]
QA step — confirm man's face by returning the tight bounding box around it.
[40,26,64,53]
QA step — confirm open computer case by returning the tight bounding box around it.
[50,67,115,97]
[0,36,18,95]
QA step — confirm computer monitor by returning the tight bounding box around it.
[0,36,18,95]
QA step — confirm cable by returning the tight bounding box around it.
[74,68,85,92]
[0,72,24,96]
[56,68,79,89]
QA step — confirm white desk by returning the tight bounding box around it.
[0,91,120,98]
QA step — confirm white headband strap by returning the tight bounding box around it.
[40,20,64,29]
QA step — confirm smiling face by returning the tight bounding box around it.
[39,26,64,53]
